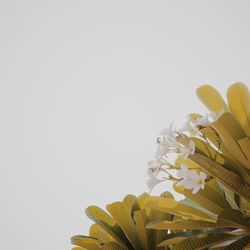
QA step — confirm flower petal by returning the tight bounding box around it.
[192,185,200,194]
[176,179,185,187]
[189,170,199,181]
[177,164,189,178]
[199,171,207,180]
[183,179,196,189]
[146,177,162,192]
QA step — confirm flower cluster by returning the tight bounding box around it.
[146,123,195,192]
[176,164,207,194]
[155,123,195,161]
[146,110,224,194]
[180,109,224,135]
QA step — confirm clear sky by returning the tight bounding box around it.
[1,1,250,249]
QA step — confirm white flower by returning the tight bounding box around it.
[146,161,161,177]
[177,164,189,179]
[180,140,195,157]
[181,109,225,134]
[146,174,163,192]
[159,123,176,140]
[147,160,161,169]
[155,123,195,161]
[176,164,195,189]
[155,124,179,161]
[194,109,225,128]
[190,171,207,194]
[176,164,207,194]
[146,161,166,192]
[193,115,210,128]
[155,143,168,162]
[179,117,196,134]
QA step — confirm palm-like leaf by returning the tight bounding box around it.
[71,192,174,250]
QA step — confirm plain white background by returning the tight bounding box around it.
[1,1,250,249]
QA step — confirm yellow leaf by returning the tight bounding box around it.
[175,155,202,169]
[133,210,150,250]
[148,197,172,249]
[217,209,250,230]
[200,126,232,158]
[71,236,101,250]
[102,242,129,250]
[238,137,250,162]
[89,224,114,243]
[137,193,150,209]
[196,85,229,114]
[173,180,231,215]
[211,113,249,168]
[147,219,216,230]
[213,235,250,249]
[189,153,250,201]
[190,137,225,163]
[157,237,185,247]
[145,196,215,222]
[227,82,250,135]
[172,233,236,250]
[106,202,142,250]
[72,248,88,250]
[86,206,129,247]
[122,194,140,217]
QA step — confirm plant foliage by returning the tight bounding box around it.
[72,83,250,249]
